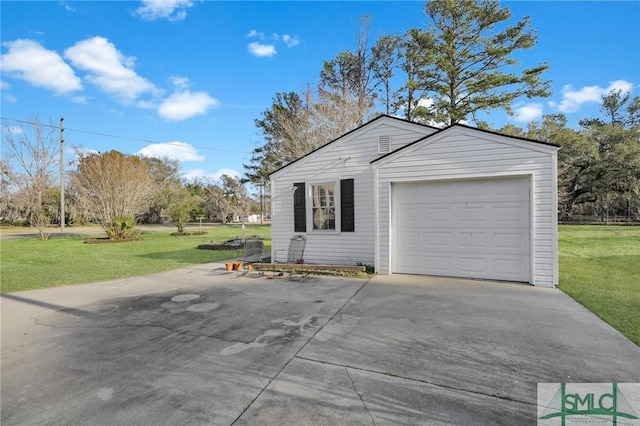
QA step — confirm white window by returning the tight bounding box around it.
[292,179,354,233]
[311,182,335,230]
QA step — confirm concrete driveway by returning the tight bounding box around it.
[2,266,639,425]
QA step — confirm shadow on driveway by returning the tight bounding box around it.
[2,269,638,425]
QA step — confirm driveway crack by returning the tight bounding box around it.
[230,277,372,425]
[345,367,376,425]
[296,355,536,408]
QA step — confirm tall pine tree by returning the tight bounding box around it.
[407,0,551,124]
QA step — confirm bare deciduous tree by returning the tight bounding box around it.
[72,150,158,240]
[2,117,58,239]
[0,160,16,223]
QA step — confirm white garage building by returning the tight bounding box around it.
[269,115,559,287]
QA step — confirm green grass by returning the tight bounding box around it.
[0,225,271,293]
[558,225,640,346]
[2,223,638,346]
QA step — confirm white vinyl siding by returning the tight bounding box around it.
[374,127,558,287]
[270,117,437,267]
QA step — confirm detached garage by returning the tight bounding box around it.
[270,115,559,287]
[373,124,559,286]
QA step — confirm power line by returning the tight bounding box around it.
[0,116,252,154]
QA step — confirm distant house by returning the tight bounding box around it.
[269,115,559,287]
[247,214,262,223]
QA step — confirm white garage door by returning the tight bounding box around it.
[392,177,531,282]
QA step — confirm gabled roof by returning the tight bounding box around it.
[370,122,560,165]
[268,114,439,177]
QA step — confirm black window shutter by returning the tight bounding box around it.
[340,179,355,232]
[293,182,306,232]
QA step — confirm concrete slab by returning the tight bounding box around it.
[1,264,366,425]
[300,274,640,405]
[2,269,639,425]
[237,357,532,425]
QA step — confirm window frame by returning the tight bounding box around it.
[292,179,355,234]
[309,181,338,232]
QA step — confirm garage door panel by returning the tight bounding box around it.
[493,179,527,197]
[392,177,531,282]
[494,232,527,250]
[396,255,528,281]
[426,255,453,273]
[494,258,527,278]
[459,231,487,249]
[414,201,529,226]
[397,206,421,223]
[459,256,485,274]
[396,230,420,247]
[423,206,455,223]
[395,184,420,200]
[458,255,528,280]
[421,181,453,199]
[491,205,528,225]
[418,228,528,254]
[425,231,455,249]
[459,206,487,223]
[395,253,424,272]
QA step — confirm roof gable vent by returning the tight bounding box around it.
[378,135,390,154]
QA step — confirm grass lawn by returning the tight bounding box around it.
[0,224,271,293]
[2,223,638,346]
[558,225,640,346]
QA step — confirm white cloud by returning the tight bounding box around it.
[71,95,88,104]
[413,98,450,127]
[170,75,190,90]
[138,141,205,162]
[513,102,543,122]
[70,147,100,166]
[5,125,24,135]
[1,39,82,95]
[135,0,193,21]
[248,42,277,58]
[247,30,299,55]
[282,34,300,48]
[1,81,9,90]
[2,93,17,103]
[183,168,241,182]
[157,90,219,121]
[549,80,634,113]
[246,30,264,39]
[136,99,157,109]
[417,98,433,109]
[64,36,158,104]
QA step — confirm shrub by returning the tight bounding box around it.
[106,216,140,241]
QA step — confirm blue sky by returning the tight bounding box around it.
[2,1,639,185]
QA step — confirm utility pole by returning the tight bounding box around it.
[60,117,65,232]
[260,177,264,224]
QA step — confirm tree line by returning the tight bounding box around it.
[497,90,640,223]
[245,0,639,223]
[1,119,260,240]
[245,0,550,182]
[3,0,639,240]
